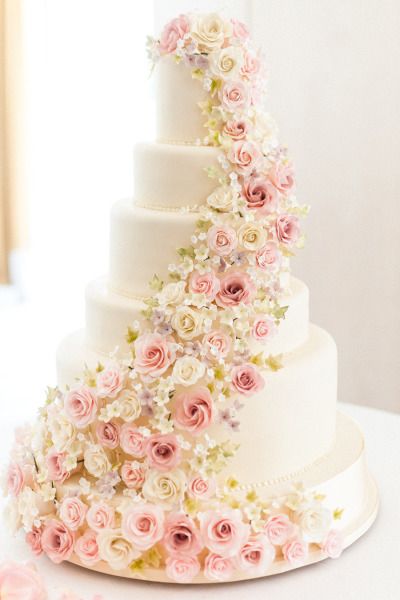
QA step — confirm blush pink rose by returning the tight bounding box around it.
[6,462,24,497]
[146,433,181,471]
[269,162,295,193]
[216,271,256,308]
[321,529,344,558]
[223,119,249,140]
[228,140,262,175]
[64,386,98,428]
[241,51,261,78]
[231,364,265,396]
[120,424,147,457]
[26,526,43,556]
[256,242,281,270]
[275,214,300,246]
[252,316,277,342]
[166,555,200,584]
[46,449,69,483]
[173,387,214,435]
[41,519,75,564]
[207,224,237,257]
[237,533,275,574]
[264,514,296,546]
[243,175,278,213]
[220,81,249,112]
[189,270,220,299]
[199,509,249,557]
[59,496,87,531]
[163,513,203,557]
[121,503,165,550]
[188,476,217,500]
[159,14,190,54]
[74,529,100,566]
[231,18,250,40]
[203,330,232,360]
[134,332,176,378]
[96,366,124,398]
[86,502,115,532]
[121,461,146,489]
[0,562,47,600]
[96,420,120,449]
[204,553,235,581]
[282,537,308,565]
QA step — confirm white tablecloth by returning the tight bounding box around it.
[0,402,399,599]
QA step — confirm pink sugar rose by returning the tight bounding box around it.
[122,502,165,550]
[7,462,24,497]
[134,332,176,378]
[223,119,249,140]
[166,555,200,584]
[159,14,190,54]
[59,496,87,531]
[74,529,100,566]
[146,433,181,471]
[64,385,98,429]
[228,140,262,175]
[120,424,147,457]
[231,363,265,396]
[96,420,120,449]
[220,80,249,112]
[275,214,300,246]
[256,242,281,271]
[188,476,217,500]
[241,51,261,78]
[243,175,278,213]
[26,526,43,556]
[163,513,203,557]
[189,270,220,299]
[216,271,256,308]
[321,529,344,558]
[199,509,249,558]
[173,386,214,435]
[46,449,69,483]
[237,533,275,574]
[96,366,124,398]
[252,316,277,342]
[86,502,115,532]
[269,162,295,193]
[41,518,75,564]
[203,330,232,360]
[282,537,308,566]
[264,514,296,546]
[0,561,47,600]
[231,18,250,40]
[207,224,237,257]
[204,553,235,582]
[121,460,146,489]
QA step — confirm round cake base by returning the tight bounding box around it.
[67,412,379,584]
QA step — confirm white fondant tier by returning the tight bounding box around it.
[155,57,208,143]
[85,276,309,357]
[134,142,219,210]
[56,324,336,482]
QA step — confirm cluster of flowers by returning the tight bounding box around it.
[2,13,341,584]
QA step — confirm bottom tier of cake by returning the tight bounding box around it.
[64,411,378,583]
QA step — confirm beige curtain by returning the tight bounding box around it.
[0,0,27,284]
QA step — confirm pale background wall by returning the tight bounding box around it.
[155,0,400,413]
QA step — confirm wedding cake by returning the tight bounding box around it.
[4,13,378,584]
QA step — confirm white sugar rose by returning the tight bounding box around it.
[142,468,186,509]
[172,356,206,386]
[47,410,75,452]
[207,186,238,212]
[83,445,111,479]
[238,223,267,251]
[190,13,232,52]
[158,281,186,307]
[294,503,332,543]
[97,529,139,571]
[118,390,141,422]
[171,307,203,340]
[209,46,244,80]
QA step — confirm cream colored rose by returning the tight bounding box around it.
[142,468,186,508]
[294,503,332,543]
[209,46,244,80]
[172,356,206,386]
[238,223,267,251]
[171,307,203,340]
[83,445,111,479]
[207,186,237,212]
[97,529,139,571]
[118,390,141,422]
[158,281,186,307]
[190,13,232,52]
[47,412,75,452]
